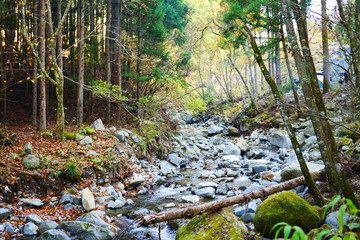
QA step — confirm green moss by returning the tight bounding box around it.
[334,121,360,141]
[41,131,53,138]
[254,191,321,238]
[176,210,248,240]
[64,132,77,140]
[307,224,332,239]
[81,127,95,135]
[335,137,353,148]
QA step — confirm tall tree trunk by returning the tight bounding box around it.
[39,0,47,131]
[244,25,324,205]
[57,0,63,71]
[32,0,39,125]
[105,0,112,121]
[275,28,281,85]
[321,0,330,94]
[77,0,85,125]
[284,0,358,207]
[115,0,123,122]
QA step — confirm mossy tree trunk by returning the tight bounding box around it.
[243,25,324,205]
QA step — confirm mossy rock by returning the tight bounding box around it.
[83,127,95,135]
[335,137,353,148]
[176,210,248,240]
[64,132,77,140]
[307,224,332,239]
[41,132,53,138]
[254,191,321,238]
[334,121,360,141]
[61,162,82,181]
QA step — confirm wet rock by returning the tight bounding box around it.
[76,212,119,233]
[0,208,13,220]
[58,221,116,240]
[23,142,33,154]
[91,119,105,131]
[216,183,229,195]
[82,188,95,212]
[269,130,292,148]
[252,165,268,174]
[261,171,276,181]
[243,183,265,194]
[254,191,321,238]
[23,222,38,235]
[25,214,43,224]
[181,195,200,204]
[240,213,255,223]
[20,198,44,208]
[39,220,59,234]
[280,162,325,181]
[22,155,40,169]
[107,199,126,209]
[79,136,93,145]
[195,187,215,198]
[176,210,248,240]
[38,229,71,240]
[196,182,218,189]
[207,125,224,136]
[325,211,354,229]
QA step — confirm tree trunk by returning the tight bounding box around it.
[77,0,85,125]
[115,0,123,122]
[39,0,47,131]
[244,25,324,205]
[106,0,112,121]
[275,27,282,85]
[137,175,321,225]
[57,0,63,71]
[32,0,39,125]
[321,0,330,94]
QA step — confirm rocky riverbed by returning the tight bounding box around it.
[0,112,358,239]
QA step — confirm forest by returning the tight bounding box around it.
[0,0,359,239]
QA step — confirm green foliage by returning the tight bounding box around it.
[64,132,77,140]
[61,160,82,181]
[78,127,95,135]
[183,94,206,114]
[271,196,360,240]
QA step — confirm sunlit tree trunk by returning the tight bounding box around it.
[77,0,85,125]
[321,0,330,94]
[39,0,47,131]
[32,0,39,125]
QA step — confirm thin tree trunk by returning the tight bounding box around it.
[32,0,39,125]
[39,0,47,131]
[57,0,63,71]
[275,28,281,85]
[137,175,321,225]
[322,0,330,94]
[77,0,85,125]
[106,0,112,121]
[115,0,123,122]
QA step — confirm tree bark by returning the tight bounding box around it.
[32,0,39,125]
[106,0,112,121]
[77,0,85,125]
[39,0,47,131]
[137,175,321,225]
[321,0,330,94]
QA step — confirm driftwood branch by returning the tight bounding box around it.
[137,175,321,225]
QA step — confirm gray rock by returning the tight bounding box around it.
[58,221,116,240]
[91,119,105,131]
[243,184,265,193]
[159,160,176,175]
[207,125,224,136]
[5,222,16,233]
[325,211,354,229]
[305,136,317,145]
[234,138,250,152]
[212,136,225,145]
[250,130,260,139]
[226,169,239,177]
[23,222,38,235]
[25,214,43,224]
[280,162,325,181]
[20,198,44,208]
[181,195,200,204]
[168,153,184,166]
[222,142,241,155]
[154,175,165,185]
[0,224,4,232]
[252,165,268,174]
[296,132,306,146]
[0,208,13,220]
[107,199,125,209]
[303,126,315,137]
[23,142,33,154]
[126,174,145,186]
[22,155,40,169]
[79,136,93,145]
[38,229,71,240]
[195,187,215,198]
[134,208,150,216]
[216,183,229,195]
[269,130,292,148]
[82,188,95,212]
[308,151,322,161]
[164,203,176,208]
[87,150,100,156]
[59,195,72,205]
[240,213,255,223]
[214,170,225,178]
[76,212,119,233]
[39,220,59,234]
[197,182,218,189]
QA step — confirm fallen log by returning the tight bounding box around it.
[137,174,321,225]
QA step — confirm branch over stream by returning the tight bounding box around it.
[136,174,321,225]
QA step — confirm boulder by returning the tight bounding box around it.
[168,153,184,166]
[269,130,292,148]
[76,212,119,233]
[81,188,95,212]
[176,210,248,240]
[25,214,44,224]
[0,208,13,220]
[334,121,360,141]
[222,142,241,155]
[20,198,44,208]
[23,222,38,235]
[195,187,215,198]
[91,119,106,131]
[228,126,241,136]
[280,162,325,181]
[159,161,176,174]
[196,182,218,189]
[207,125,224,136]
[79,136,93,145]
[23,142,33,154]
[107,199,126,209]
[234,138,250,152]
[181,195,200,204]
[39,220,59,234]
[22,155,40,169]
[254,191,321,237]
[38,229,71,240]
[58,221,116,240]
[126,174,145,186]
